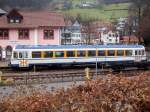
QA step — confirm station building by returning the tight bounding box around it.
[0,9,65,60]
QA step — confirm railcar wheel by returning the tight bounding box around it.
[112,65,124,72]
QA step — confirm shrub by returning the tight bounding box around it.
[0,72,150,112]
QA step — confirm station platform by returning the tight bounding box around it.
[0,61,9,67]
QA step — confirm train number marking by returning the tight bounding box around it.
[19,60,28,67]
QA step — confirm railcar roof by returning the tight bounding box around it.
[15,44,144,49]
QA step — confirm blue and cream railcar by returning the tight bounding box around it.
[10,45,146,68]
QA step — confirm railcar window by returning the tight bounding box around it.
[13,52,18,58]
[44,51,53,58]
[55,51,64,57]
[32,51,41,58]
[67,51,75,57]
[88,50,96,57]
[126,50,132,56]
[77,51,86,57]
[98,50,105,56]
[135,50,138,55]
[108,50,115,56]
[117,50,124,56]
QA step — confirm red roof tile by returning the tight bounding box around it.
[0,10,65,28]
[121,35,144,42]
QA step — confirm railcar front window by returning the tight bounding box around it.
[135,50,138,55]
[88,50,96,57]
[142,50,145,55]
[19,52,23,58]
[13,52,18,59]
[44,51,53,58]
[32,52,41,58]
[139,50,142,55]
[108,50,115,56]
[98,51,105,56]
[55,51,64,57]
[126,50,132,56]
[77,51,86,57]
[117,50,124,56]
[67,51,75,57]
[24,52,28,58]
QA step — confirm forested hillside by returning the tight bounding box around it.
[0,0,131,10]
[104,0,130,4]
[0,0,52,9]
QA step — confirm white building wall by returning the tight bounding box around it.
[34,29,38,45]
[101,31,120,45]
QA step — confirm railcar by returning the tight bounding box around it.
[10,44,147,69]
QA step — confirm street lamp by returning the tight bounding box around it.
[95,45,98,78]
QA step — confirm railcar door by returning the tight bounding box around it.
[134,50,142,62]
[18,51,29,67]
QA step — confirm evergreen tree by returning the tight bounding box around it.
[0,0,52,9]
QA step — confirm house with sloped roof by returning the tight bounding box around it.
[0,8,6,16]
[120,35,144,44]
[0,9,65,59]
[61,19,72,45]
[101,30,120,45]
[61,20,82,45]
[81,21,113,44]
[70,20,82,44]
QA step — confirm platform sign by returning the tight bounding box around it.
[19,60,29,67]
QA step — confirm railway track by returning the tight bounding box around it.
[0,67,12,72]
[1,63,150,73]
[0,65,101,73]
[0,67,149,85]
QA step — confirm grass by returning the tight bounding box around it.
[70,0,97,4]
[60,3,130,22]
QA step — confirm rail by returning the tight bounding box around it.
[0,68,149,86]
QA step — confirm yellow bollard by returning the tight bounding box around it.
[0,75,1,82]
[85,67,90,80]
[0,71,2,83]
[4,78,14,85]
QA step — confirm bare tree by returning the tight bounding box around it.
[73,14,98,44]
[130,0,150,45]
